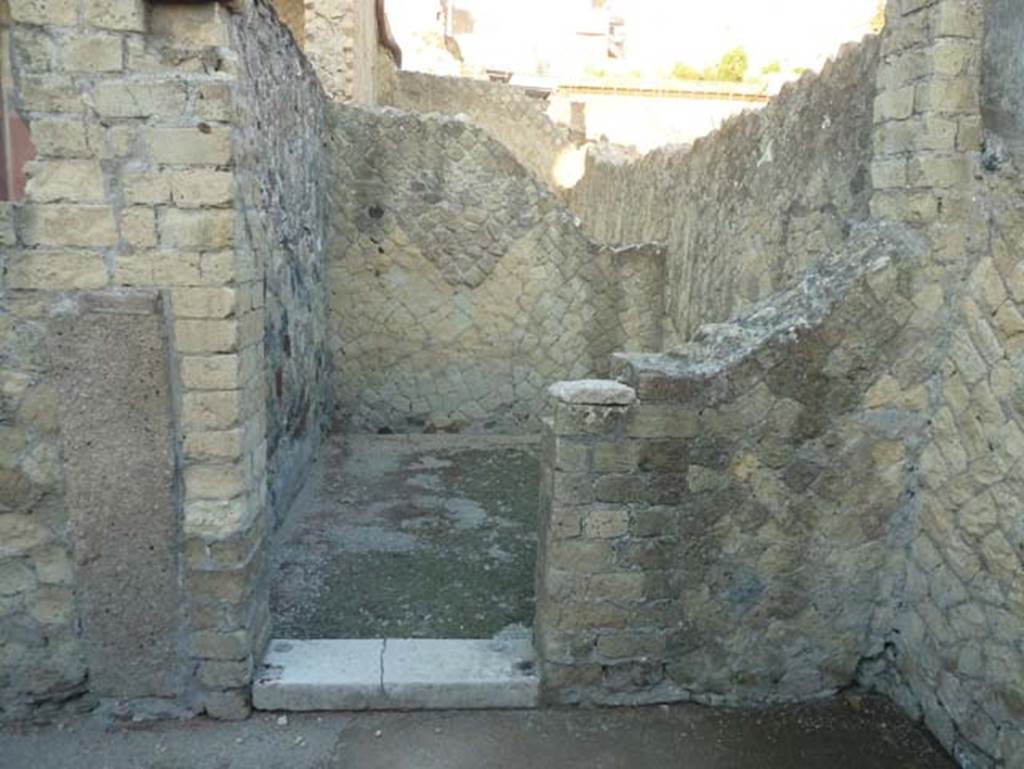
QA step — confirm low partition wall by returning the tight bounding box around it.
[535,226,936,705]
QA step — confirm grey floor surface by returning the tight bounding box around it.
[0,696,956,769]
[270,433,540,639]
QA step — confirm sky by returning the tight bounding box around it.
[387,0,881,78]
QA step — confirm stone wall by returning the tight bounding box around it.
[303,0,381,103]
[981,0,1024,155]
[382,72,584,191]
[541,2,1024,766]
[536,224,934,706]
[232,0,331,522]
[0,0,328,721]
[862,1,1024,766]
[568,39,880,345]
[326,105,663,433]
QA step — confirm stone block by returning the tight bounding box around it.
[32,546,73,585]
[0,205,13,248]
[159,209,235,250]
[92,80,188,118]
[9,0,76,26]
[253,639,384,711]
[183,429,243,461]
[871,158,908,190]
[62,35,123,72]
[553,438,589,472]
[83,0,145,31]
[180,355,241,390]
[933,0,981,38]
[551,472,594,505]
[149,1,231,47]
[169,170,235,208]
[5,250,108,290]
[0,516,51,557]
[149,127,233,166]
[593,441,639,473]
[549,380,636,406]
[184,497,251,541]
[123,173,172,206]
[185,463,245,500]
[594,474,646,504]
[194,81,235,122]
[549,507,583,540]
[48,290,186,699]
[874,85,916,122]
[204,689,251,720]
[548,540,613,573]
[122,207,158,248]
[16,74,82,112]
[171,287,237,319]
[596,634,665,661]
[915,79,979,115]
[553,403,627,436]
[624,405,699,438]
[199,657,254,689]
[583,509,630,539]
[27,585,74,625]
[183,390,242,430]
[17,205,117,248]
[0,560,36,596]
[24,160,105,203]
[175,319,239,353]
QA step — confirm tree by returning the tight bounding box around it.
[870,0,886,33]
[716,47,749,82]
[671,62,705,81]
[761,60,782,76]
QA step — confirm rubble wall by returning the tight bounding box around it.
[382,71,583,191]
[568,39,880,345]
[326,106,663,433]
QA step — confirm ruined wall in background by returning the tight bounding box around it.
[382,72,583,191]
[232,0,331,522]
[567,142,675,245]
[568,39,879,346]
[326,106,663,434]
[303,0,380,103]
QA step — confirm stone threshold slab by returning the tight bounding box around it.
[252,638,539,712]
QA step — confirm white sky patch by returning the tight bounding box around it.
[387,0,880,77]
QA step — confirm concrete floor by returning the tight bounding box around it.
[0,696,955,769]
[271,433,539,638]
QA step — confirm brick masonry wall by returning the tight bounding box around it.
[327,105,665,433]
[0,0,327,721]
[1,0,248,719]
